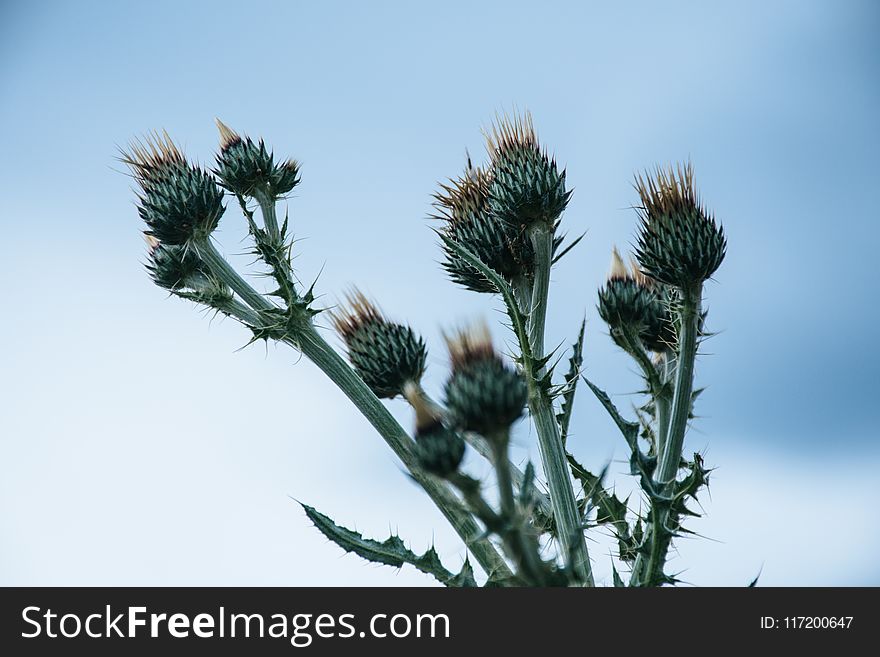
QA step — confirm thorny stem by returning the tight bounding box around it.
[491,434,549,586]
[194,239,276,313]
[655,353,675,459]
[254,188,281,243]
[657,286,702,486]
[195,239,512,581]
[294,325,513,581]
[525,222,594,586]
[631,287,702,586]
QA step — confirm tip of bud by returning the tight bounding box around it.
[403,382,441,434]
[634,160,699,221]
[608,246,630,281]
[121,130,185,182]
[143,233,161,254]
[484,110,538,156]
[444,321,496,372]
[215,118,240,151]
[629,255,653,288]
[331,289,383,340]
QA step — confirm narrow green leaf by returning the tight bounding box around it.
[557,318,585,446]
[583,377,640,449]
[302,503,473,586]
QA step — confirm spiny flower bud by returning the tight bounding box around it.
[213,119,300,198]
[123,131,225,245]
[485,112,570,228]
[633,162,726,289]
[598,247,674,353]
[404,383,465,477]
[434,160,534,292]
[145,236,230,302]
[443,323,527,438]
[332,291,427,399]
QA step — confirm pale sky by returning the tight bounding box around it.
[1,0,878,585]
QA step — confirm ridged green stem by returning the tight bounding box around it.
[656,286,701,486]
[655,353,674,459]
[294,325,512,580]
[491,436,548,586]
[631,287,702,586]
[525,223,594,586]
[194,239,276,312]
[196,241,511,581]
[254,188,281,243]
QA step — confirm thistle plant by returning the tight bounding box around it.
[122,113,726,587]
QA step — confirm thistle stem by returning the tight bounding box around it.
[254,188,280,243]
[196,242,512,582]
[656,286,701,486]
[525,223,594,586]
[193,239,276,312]
[655,353,675,459]
[491,436,548,586]
[631,287,702,586]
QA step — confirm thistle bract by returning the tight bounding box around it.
[486,113,570,228]
[634,162,726,289]
[214,119,301,198]
[443,324,527,437]
[333,291,427,399]
[124,132,225,245]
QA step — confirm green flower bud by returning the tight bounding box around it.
[443,324,527,437]
[124,131,225,245]
[485,112,570,228]
[214,119,300,198]
[634,163,726,289]
[145,235,230,302]
[598,248,674,354]
[434,161,534,293]
[404,383,465,477]
[333,291,427,399]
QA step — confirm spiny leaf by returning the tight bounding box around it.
[557,318,585,445]
[301,503,475,587]
[583,377,640,449]
[449,559,478,587]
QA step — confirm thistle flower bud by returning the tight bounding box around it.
[213,119,300,198]
[404,383,465,477]
[123,131,225,245]
[145,236,230,302]
[332,291,427,399]
[633,162,726,289]
[598,248,674,353]
[443,323,527,437]
[485,112,570,228]
[434,162,534,292]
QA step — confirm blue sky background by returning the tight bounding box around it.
[1,0,878,585]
